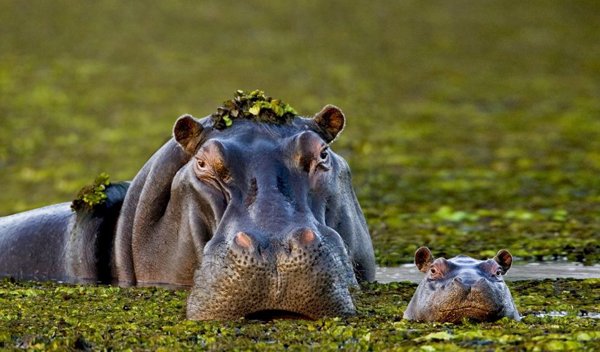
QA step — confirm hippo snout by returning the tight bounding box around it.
[186,227,358,320]
[230,228,318,260]
[452,277,490,293]
[450,277,503,311]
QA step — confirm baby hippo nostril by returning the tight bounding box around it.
[453,277,465,286]
[453,277,471,292]
[234,232,253,250]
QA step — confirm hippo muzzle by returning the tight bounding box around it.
[427,276,510,322]
[187,227,358,320]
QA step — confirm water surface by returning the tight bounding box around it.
[375,262,600,283]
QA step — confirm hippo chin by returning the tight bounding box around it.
[0,94,376,321]
[403,247,520,323]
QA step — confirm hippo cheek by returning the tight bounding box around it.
[186,229,358,320]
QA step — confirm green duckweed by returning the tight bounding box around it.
[70,173,110,212]
[211,90,298,130]
[0,278,597,350]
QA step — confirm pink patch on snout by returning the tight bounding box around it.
[235,232,253,249]
[299,229,316,245]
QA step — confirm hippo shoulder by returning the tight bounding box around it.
[66,181,130,283]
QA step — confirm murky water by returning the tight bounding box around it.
[375,262,600,284]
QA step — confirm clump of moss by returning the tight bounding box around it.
[71,172,111,212]
[211,90,298,129]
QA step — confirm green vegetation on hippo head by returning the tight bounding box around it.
[71,172,111,212]
[211,90,298,130]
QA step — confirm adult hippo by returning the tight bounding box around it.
[0,90,376,320]
[404,247,520,323]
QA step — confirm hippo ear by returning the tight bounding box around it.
[173,114,205,154]
[313,105,345,143]
[414,247,434,273]
[494,249,512,274]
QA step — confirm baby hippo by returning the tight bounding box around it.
[404,247,520,323]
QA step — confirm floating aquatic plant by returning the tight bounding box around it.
[211,90,298,130]
[0,279,598,350]
[71,173,111,212]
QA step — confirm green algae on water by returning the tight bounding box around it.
[211,90,298,130]
[71,172,111,212]
[0,279,597,350]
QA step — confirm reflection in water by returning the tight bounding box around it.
[532,311,600,319]
[375,262,600,284]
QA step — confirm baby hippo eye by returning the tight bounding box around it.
[197,159,206,169]
[427,263,446,280]
[495,269,503,276]
[429,267,442,279]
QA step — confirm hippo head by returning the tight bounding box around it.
[164,105,374,320]
[403,247,520,323]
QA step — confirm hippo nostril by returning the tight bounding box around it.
[453,277,472,293]
[299,229,316,245]
[234,232,253,250]
[286,228,318,255]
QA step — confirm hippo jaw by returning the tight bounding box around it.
[186,229,358,320]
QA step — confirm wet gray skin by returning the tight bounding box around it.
[403,247,520,323]
[0,105,376,321]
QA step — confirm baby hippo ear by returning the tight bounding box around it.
[494,249,513,275]
[173,114,205,155]
[313,105,346,144]
[414,247,434,273]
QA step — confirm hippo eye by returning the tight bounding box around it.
[495,269,503,276]
[320,148,329,160]
[317,147,331,171]
[194,158,212,177]
[430,268,437,275]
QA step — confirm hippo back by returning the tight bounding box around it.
[0,203,72,281]
[0,182,129,283]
